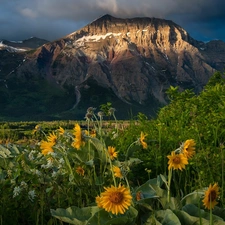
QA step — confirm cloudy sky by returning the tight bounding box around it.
[1,0,225,42]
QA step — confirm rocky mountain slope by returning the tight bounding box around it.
[1,15,225,121]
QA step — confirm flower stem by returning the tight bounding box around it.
[125,141,138,160]
[210,196,213,225]
[167,169,172,204]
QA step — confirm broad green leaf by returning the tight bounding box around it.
[51,206,100,225]
[181,189,206,206]
[87,207,138,225]
[183,204,224,222]
[213,206,225,220]
[173,209,206,225]
[89,137,107,163]
[156,209,181,225]
[127,157,143,166]
[141,214,162,225]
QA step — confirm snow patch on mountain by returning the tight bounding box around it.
[74,33,121,47]
[0,41,27,52]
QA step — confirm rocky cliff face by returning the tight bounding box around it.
[1,15,225,120]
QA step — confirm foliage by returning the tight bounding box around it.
[0,71,225,224]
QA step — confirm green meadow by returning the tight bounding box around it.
[0,71,225,225]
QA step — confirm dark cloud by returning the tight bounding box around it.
[1,0,225,42]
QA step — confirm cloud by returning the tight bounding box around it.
[0,0,225,42]
[19,8,37,19]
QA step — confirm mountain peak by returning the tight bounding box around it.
[98,14,115,20]
[67,14,191,45]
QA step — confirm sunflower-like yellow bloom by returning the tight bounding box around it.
[76,166,85,176]
[40,141,54,155]
[72,124,85,150]
[58,126,65,135]
[202,183,220,210]
[47,132,57,144]
[113,166,123,178]
[183,139,196,158]
[140,132,147,149]
[167,151,188,170]
[96,195,104,208]
[108,146,118,160]
[84,129,96,138]
[32,125,41,134]
[89,129,96,138]
[96,184,132,215]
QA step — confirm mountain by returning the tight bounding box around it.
[0,37,49,52]
[0,15,225,121]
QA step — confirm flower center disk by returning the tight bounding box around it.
[173,156,181,164]
[209,190,217,202]
[109,192,123,204]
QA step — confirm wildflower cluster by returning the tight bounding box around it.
[167,139,196,171]
[167,139,220,211]
[0,106,224,225]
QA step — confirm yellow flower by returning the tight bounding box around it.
[113,166,123,178]
[72,124,85,150]
[58,126,65,135]
[76,166,85,176]
[167,151,188,170]
[40,141,54,155]
[32,125,41,134]
[183,139,196,158]
[96,195,103,208]
[202,183,220,210]
[96,184,132,215]
[90,129,96,137]
[108,146,118,160]
[47,132,57,144]
[84,129,96,137]
[140,132,147,149]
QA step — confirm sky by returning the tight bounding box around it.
[1,0,225,43]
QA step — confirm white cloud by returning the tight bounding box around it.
[19,8,38,19]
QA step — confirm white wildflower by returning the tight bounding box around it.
[59,158,65,164]
[13,186,21,198]
[35,169,42,177]
[49,152,57,158]
[28,190,36,202]
[52,171,57,178]
[37,152,43,158]
[46,159,53,168]
[20,181,28,189]
[28,150,36,161]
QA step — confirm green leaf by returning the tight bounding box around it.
[181,189,205,205]
[173,209,204,225]
[182,204,225,222]
[87,207,138,225]
[127,158,143,166]
[159,174,169,189]
[155,209,181,225]
[0,145,12,158]
[51,206,100,225]
[213,206,225,220]
[89,137,107,163]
